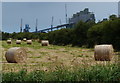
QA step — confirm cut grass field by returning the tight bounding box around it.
[1,40,120,82]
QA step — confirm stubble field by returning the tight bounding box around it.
[1,40,120,82]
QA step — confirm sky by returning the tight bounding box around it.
[2,0,120,2]
[0,1,1,32]
[2,2,118,33]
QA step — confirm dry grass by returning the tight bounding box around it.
[1,41,119,73]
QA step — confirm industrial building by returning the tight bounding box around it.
[69,8,95,24]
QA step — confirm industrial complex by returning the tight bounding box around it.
[20,8,95,33]
[69,8,95,24]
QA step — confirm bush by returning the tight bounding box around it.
[72,21,91,47]
[48,28,73,45]
[87,17,120,50]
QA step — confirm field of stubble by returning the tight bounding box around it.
[1,40,120,82]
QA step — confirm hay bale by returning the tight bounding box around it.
[5,47,27,63]
[94,45,114,61]
[41,40,49,46]
[7,40,12,44]
[27,40,32,44]
[23,38,27,42]
[16,40,21,44]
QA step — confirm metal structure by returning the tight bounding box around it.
[59,19,62,25]
[37,23,74,33]
[19,8,95,33]
[35,19,38,32]
[23,24,30,32]
[65,4,68,24]
[20,18,22,32]
[51,16,54,31]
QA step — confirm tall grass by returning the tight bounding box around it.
[2,63,120,82]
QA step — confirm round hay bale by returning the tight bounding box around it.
[27,40,32,44]
[7,40,12,44]
[94,45,114,61]
[5,47,27,63]
[23,38,27,42]
[16,40,21,44]
[41,40,49,46]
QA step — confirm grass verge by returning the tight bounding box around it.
[2,63,120,82]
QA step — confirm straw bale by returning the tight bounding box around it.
[41,40,49,46]
[94,45,113,61]
[5,47,27,63]
[27,40,32,44]
[16,40,21,44]
[7,40,12,44]
[23,38,27,42]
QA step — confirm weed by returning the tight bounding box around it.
[77,54,83,57]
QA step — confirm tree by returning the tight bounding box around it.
[109,14,117,20]
[72,21,90,47]
[48,28,73,45]
[87,23,104,47]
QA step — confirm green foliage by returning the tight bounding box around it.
[2,64,120,82]
[2,32,41,40]
[87,23,104,47]
[109,14,117,20]
[2,32,10,40]
[87,17,120,50]
[48,28,73,45]
[102,19,120,50]
[72,21,90,47]
[39,33,48,40]
[2,69,27,82]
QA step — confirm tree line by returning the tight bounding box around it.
[2,15,120,50]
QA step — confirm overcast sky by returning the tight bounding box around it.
[2,2,118,33]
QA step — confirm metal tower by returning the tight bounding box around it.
[20,18,22,32]
[59,19,61,25]
[35,19,38,32]
[65,4,68,24]
[51,16,54,31]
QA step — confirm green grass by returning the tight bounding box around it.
[39,52,48,55]
[77,54,83,57]
[2,41,43,49]
[29,56,41,58]
[2,63,120,82]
